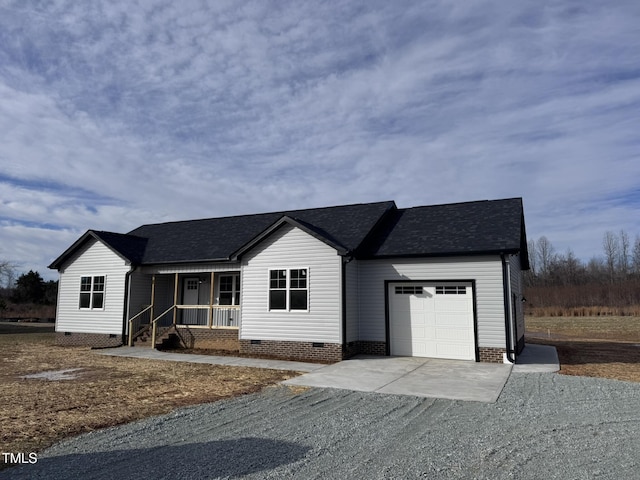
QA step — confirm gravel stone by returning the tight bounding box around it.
[2,372,640,479]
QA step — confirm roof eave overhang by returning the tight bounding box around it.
[138,258,239,267]
[356,248,521,261]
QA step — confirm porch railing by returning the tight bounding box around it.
[127,305,153,347]
[176,305,240,327]
[150,305,177,347]
[130,304,240,348]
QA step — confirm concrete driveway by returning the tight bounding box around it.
[98,344,558,403]
[283,345,559,403]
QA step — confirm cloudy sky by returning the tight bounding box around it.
[1,0,639,280]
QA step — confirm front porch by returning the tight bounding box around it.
[126,271,240,349]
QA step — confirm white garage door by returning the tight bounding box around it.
[389,283,475,360]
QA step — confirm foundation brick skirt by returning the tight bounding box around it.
[478,347,507,363]
[56,332,123,348]
[239,339,342,363]
[355,341,387,356]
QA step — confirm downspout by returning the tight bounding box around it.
[340,255,354,357]
[501,254,516,364]
[122,266,136,345]
[341,258,347,356]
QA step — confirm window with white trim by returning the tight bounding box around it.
[219,274,240,306]
[79,276,105,309]
[269,268,308,311]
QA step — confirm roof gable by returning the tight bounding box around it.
[48,230,147,270]
[231,216,349,259]
[361,198,528,265]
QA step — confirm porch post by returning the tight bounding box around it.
[209,272,215,328]
[149,275,156,326]
[172,273,179,325]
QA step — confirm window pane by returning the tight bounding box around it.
[220,276,232,291]
[219,292,233,305]
[93,276,105,292]
[92,293,104,309]
[269,290,286,310]
[80,277,92,292]
[290,269,307,288]
[269,270,286,289]
[290,290,308,310]
[79,293,91,308]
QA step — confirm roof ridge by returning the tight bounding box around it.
[398,197,522,211]
[129,200,395,231]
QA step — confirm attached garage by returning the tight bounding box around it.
[387,282,476,361]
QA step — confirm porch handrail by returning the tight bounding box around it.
[127,305,153,347]
[150,305,178,347]
[174,304,240,309]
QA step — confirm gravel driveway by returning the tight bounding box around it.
[3,372,640,479]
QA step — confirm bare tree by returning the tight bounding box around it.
[527,239,537,276]
[632,235,640,276]
[618,229,630,277]
[0,260,16,289]
[535,236,555,283]
[603,231,619,283]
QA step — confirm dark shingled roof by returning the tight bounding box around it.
[362,198,528,265]
[49,198,529,270]
[91,231,148,264]
[125,201,396,264]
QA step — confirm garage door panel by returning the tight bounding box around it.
[435,313,471,327]
[389,282,475,361]
[434,300,470,312]
[435,343,473,359]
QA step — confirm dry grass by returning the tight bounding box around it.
[527,305,640,318]
[526,316,640,382]
[0,323,299,467]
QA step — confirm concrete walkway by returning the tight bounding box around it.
[96,343,559,403]
[512,343,560,373]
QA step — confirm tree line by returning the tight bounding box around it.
[0,262,58,314]
[525,231,640,314]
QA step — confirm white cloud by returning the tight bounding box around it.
[0,0,638,275]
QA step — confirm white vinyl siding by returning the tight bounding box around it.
[240,224,342,343]
[56,239,130,335]
[357,256,506,349]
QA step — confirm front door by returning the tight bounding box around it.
[182,277,201,324]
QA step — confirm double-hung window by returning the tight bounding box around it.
[79,276,105,309]
[269,268,308,311]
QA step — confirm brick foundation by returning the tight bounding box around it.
[240,339,342,363]
[56,332,123,348]
[356,341,387,356]
[478,347,506,363]
[173,327,239,350]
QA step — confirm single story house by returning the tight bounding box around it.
[49,198,529,363]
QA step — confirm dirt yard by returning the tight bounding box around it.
[526,316,640,382]
[3,317,640,468]
[0,322,298,466]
